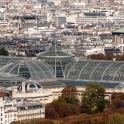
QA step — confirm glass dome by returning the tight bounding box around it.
[37,50,74,58]
[37,50,74,78]
[0,60,54,80]
[18,80,42,92]
[37,41,74,78]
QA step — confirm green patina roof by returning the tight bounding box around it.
[112,27,124,34]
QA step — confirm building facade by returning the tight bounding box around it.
[0,97,45,124]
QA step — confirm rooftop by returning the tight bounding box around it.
[112,27,124,34]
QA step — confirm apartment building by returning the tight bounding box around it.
[0,97,17,124]
[75,16,99,24]
[0,97,45,124]
[17,102,45,121]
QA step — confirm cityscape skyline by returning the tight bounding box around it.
[0,0,124,124]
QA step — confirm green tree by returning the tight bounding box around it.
[55,97,66,103]
[61,85,79,105]
[82,82,107,114]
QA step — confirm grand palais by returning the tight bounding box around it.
[0,42,124,103]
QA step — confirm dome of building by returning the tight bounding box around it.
[37,50,74,58]
[37,50,74,78]
[36,40,75,78]
[18,80,42,92]
[0,60,54,80]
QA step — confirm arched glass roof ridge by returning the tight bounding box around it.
[28,62,47,78]
[79,62,99,80]
[1,63,15,73]
[0,63,13,72]
[37,60,54,78]
[26,63,41,80]
[113,64,124,81]
[0,60,54,80]
[101,63,123,81]
[89,63,101,79]
[66,62,77,79]
[66,61,90,79]
[78,62,90,79]
[64,61,76,77]
[90,62,111,81]
[65,60,124,82]
[8,64,19,73]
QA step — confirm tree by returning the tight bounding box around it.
[45,101,81,119]
[115,108,124,114]
[55,97,66,103]
[110,92,124,110]
[106,113,124,124]
[0,47,9,56]
[87,54,106,60]
[11,119,55,124]
[61,85,79,105]
[61,113,108,124]
[82,82,107,114]
[105,53,114,60]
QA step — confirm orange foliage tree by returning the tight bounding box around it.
[87,53,106,60]
[60,85,79,105]
[110,92,124,110]
[45,101,81,119]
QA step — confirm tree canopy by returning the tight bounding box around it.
[60,85,79,105]
[82,82,107,114]
[11,113,124,124]
[87,53,124,61]
[110,92,124,110]
[45,101,81,119]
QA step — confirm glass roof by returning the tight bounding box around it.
[0,60,54,80]
[0,56,23,68]
[65,60,124,82]
[1,55,124,87]
[59,80,121,88]
[37,50,74,58]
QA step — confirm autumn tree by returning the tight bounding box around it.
[60,85,79,105]
[87,53,106,60]
[106,113,124,124]
[110,92,124,110]
[105,53,115,60]
[45,101,81,119]
[61,113,108,124]
[82,82,107,114]
[11,119,55,124]
[87,53,119,61]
